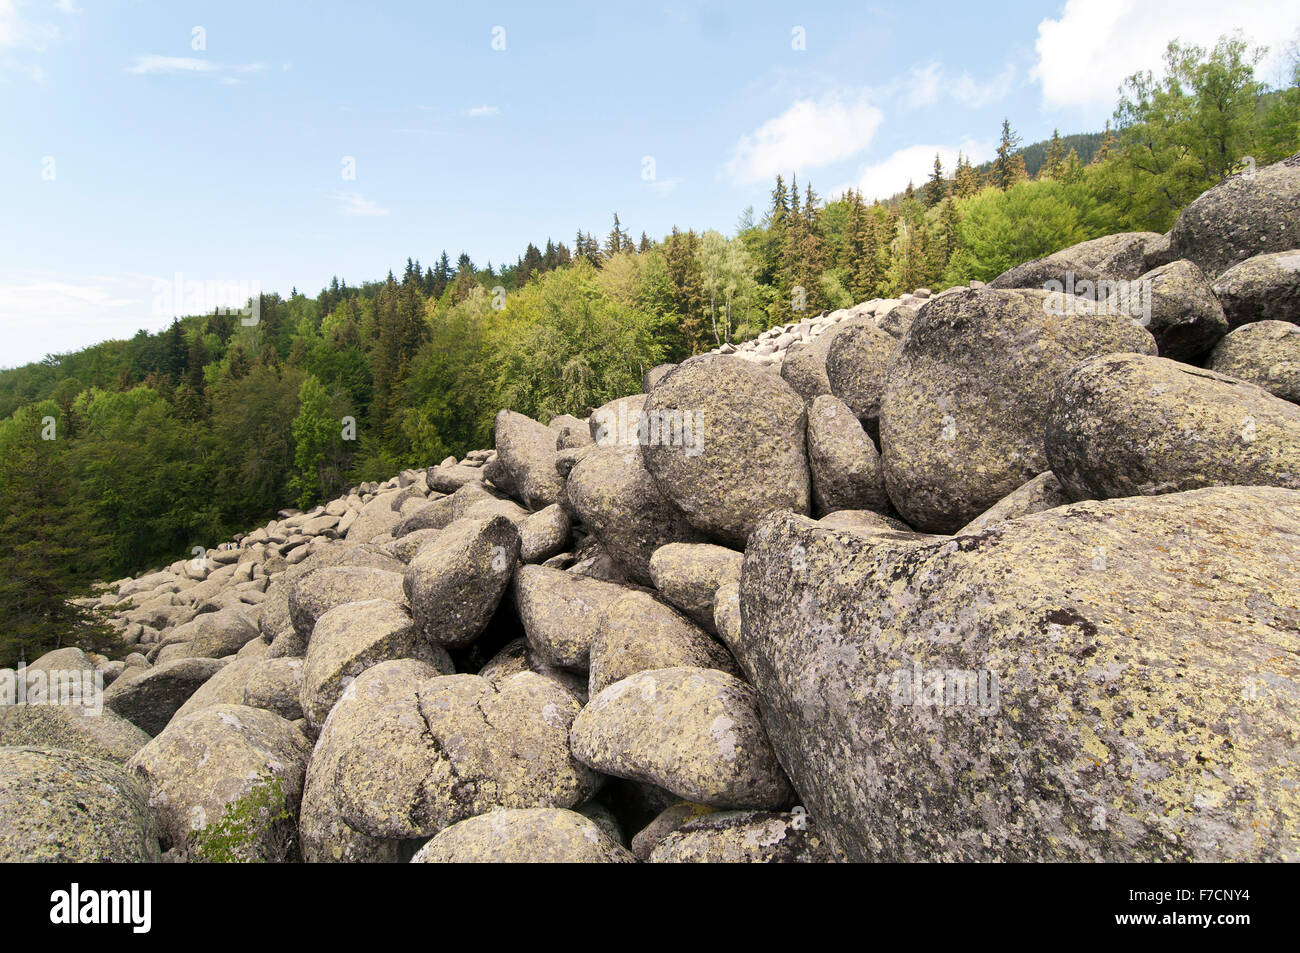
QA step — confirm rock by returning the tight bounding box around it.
[103,657,230,736]
[493,409,564,508]
[825,321,897,430]
[20,647,95,693]
[647,809,842,863]
[0,704,151,764]
[313,670,597,841]
[1091,231,1167,279]
[519,504,572,563]
[987,255,1101,293]
[393,497,456,537]
[588,590,739,695]
[640,355,810,546]
[403,516,520,648]
[410,808,634,863]
[955,471,1071,535]
[1206,320,1300,402]
[300,660,442,862]
[571,667,792,809]
[738,491,1300,861]
[512,565,635,669]
[127,704,311,860]
[426,464,484,494]
[0,747,160,862]
[1046,353,1300,501]
[300,599,452,729]
[1169,152,1300,277]
[450,482,530,525]
[778,341,832,404]
[630,801,717,860]
[567,446,705,584]
[647,542,744,633]
[712,583,742,659]
[1131,259,1228,361]
[288,566,406,641]
[345,492,404,542]
[877,304,917,339]
[1211,249,1300,328]
[807,394,889,516]
[590,394,648,448]
[642,364,678,393]
[185,606,261,659]
[390,527,442,563]
[173,656,305,723]
[478,637,588,703]
[878,288,1156,532]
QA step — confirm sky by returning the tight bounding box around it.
[2,0,1299,367]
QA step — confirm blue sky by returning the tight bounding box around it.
[2,0,1298,366]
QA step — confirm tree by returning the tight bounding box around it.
[1042,129,1067,180]
[992,119,1027,190]
[924,153,947,207]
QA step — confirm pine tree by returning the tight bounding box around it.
[992,118,1025,190]
[952,152,980,199]
[924,153,947,207]
[605,214,628,259]
[1094,120,1117,163]
[1043,128,1067,180]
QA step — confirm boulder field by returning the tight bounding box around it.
[3,154,1299,862]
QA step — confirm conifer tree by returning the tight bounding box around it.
[924,153,947,207]
[1043,128,1067,180]
[992,118,1025,190]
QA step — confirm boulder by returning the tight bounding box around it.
[1206,320,1300,403]
[640,355,810,547]
[299,660,442,863]
[1211,249,1300,328]
[1046,353,1300,501]
[824,321,898,430]
[478,637,588,703]
[642,364,678,393]
[185,606,261,659]
[127,704,311,860]
[778,341,832,404]
[493,409,564,508]
[519,503,572,564]
[630,801,716,860]
[345,492,404,542]
[393,496,456,538]
[312,671,597,841]
[403,516,519,648]
[571,667,792,809]
[173,656,305,723]
[1131,259,1228,360]
[878,288,1156,532]
[590,394,648,448]
[806,394,889,516]
[1169,152,1300,277]
[588,590,739,695]
[512,565,637,669]
[987,255,1101,293]
[103,657,230,736]
[566,445,705,584]
[0,704,150,765]
[288,566,406,641]
[426,464,485,494]
[300,599,452,729]
[737,491,1300,860]
[955,471,1071,535]
[0,747,160,862]
[410,808,634,863]
[647,542,744,633]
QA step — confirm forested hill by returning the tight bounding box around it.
[1,34,1297,666]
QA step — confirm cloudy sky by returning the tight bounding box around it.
[2,0,1298,366]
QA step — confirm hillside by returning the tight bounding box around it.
[3,150,1299,863]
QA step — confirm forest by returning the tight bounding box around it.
[1,35,1297,665]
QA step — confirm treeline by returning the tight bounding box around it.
[0,33,1296,665]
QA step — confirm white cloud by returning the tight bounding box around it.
[1033,0,1300,110]
[467,104,500,117]
[0,0,58,50]
[904,62,943,108]
[725,91,884,185]
[126,55,267,77]
[847,140,992,202]
[0,279,147,368]
[334,191,390,217]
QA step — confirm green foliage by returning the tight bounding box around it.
[188,775,294,863]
